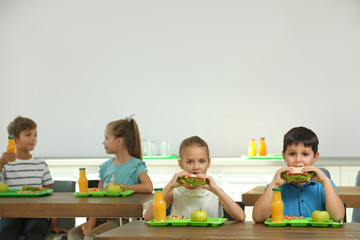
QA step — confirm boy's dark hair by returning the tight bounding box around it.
[283,126,319,154]
[7,116,37,138]
[179,136,209,159]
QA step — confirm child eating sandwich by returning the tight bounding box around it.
[252,126,344,222]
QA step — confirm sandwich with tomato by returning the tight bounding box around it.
[177,174,208,187]
[281,167,315,183]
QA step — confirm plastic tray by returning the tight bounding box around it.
[264,218,343,227]
[74,189,134,197]
[147,217,227,227]
[0,189,53,197]
[241,154,283,160]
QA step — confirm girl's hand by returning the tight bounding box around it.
[303,166,328,184]
[81,219,96,235]
[271,166,291,187]
[168,171,191,189]
[196,173,218,191]
[0,152,16,164]
[51,225,68,234]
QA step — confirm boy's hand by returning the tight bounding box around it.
[271,166,292,187]
[303,166,328,184]
[0,152,16,164]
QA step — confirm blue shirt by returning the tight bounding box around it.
[98,157,148,189]
[266,180,337,217]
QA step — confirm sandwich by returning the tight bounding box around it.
[281,167,315,183]
[177,174,208,187]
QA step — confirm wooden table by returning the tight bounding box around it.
[93,220,360,240]
[242,186,360,208]
[0,192,154,218]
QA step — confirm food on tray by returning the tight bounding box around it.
[0,183,8,193]
[167,215,189,220]
[88,188,103,192]
[281,167,315,183]
[191,208,208,222]
[284,215,304,220]
[177,174,208,187]
[16,185,46,193]
[105,183,125,193]
[311,210,330,222]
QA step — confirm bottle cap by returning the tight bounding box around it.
[154,188,163,191]
[260,137,265,140]
[272,188,281,191]
[250,138,255,141]
[8,135,14,139]
[79,168,86,170]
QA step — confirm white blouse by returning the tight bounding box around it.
[171,186,223,217]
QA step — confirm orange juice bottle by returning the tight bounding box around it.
[153,188,166,222]
[271,188,284,222]
[7,135,16,152]
[248,139,257,156]
[78,168,88,193]
[258,137,267,156]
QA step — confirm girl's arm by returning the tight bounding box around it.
[122,172,153,193]
[144,171,188,221]
[198,174,245,221]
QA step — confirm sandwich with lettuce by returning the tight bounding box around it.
[177,174,208,187]
[281,167,315,183]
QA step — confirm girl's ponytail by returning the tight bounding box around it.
[107,117,143,160]
[129,119,143,160]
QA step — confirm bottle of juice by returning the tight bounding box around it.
[7,135,16,152]
[153,188,166,222]
[78,168,88,193]
[271,188,284,222]
[258,137,267,156]
[248,139,257,156]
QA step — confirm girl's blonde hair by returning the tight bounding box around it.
[179,136,210,159]
[107,118,143,160]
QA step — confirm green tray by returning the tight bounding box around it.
[74,189,134,197]
[147,217,227,227]
[0,189,53,197]
[241,154,283,160]
[264,218,343,227]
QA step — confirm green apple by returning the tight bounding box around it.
[311,210,330,222]
[191,208,208,222]
[106,184,122,193]
[0,183,8,193]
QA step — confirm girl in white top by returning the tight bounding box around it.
[145,136,245,221]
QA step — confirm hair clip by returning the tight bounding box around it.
[126,114,135,122]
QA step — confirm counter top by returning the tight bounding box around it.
[45,156,360,166]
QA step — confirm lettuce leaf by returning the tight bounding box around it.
[281,172,315,182]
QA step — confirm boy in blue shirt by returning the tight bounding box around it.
[252,126,345,222]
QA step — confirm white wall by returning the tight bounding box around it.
[1,0,360,157]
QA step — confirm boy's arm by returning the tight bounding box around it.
[252,167,289,223]
[0,152,16,171]
[305,166,345,221]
